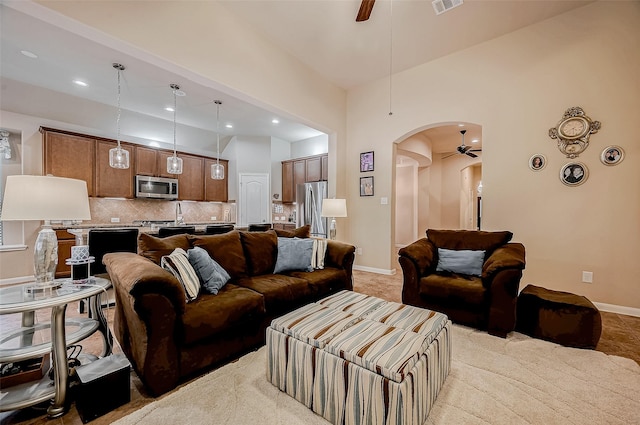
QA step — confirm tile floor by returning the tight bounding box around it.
[1,270,638,424]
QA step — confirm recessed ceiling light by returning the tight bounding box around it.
[472,139,479,143]
[165,107,174,112]
[20,50,38,59]
[225,124,233,129]
[149,141,160,147]
[272,119,280,124]
[458,123,464,127]
[73,80,88,87]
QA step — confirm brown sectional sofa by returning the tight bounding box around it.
[102,229,355,396]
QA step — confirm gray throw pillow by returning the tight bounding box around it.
[436,248,485,276]
[274,237,314,274]
[187,246,231,295]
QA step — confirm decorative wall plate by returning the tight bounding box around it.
[600,145,624,166]
[560,162,588,186]
[529,154,546,171]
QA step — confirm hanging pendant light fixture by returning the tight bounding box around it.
[167,83,183,174]
[109,63,130,169]
[211,100,225,180]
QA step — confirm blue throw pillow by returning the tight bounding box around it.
[274,237,314,274]
[435,248,485,277]
[187,246,231,295]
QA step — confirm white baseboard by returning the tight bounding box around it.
[0,275,35,286]
[594,302,640,318]
[353,265,397,275]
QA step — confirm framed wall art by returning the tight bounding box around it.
[529,154,546,171]
[560,162,588,186]
[360,151,374,172]
[600,145,624,166]
[360,176,374,196]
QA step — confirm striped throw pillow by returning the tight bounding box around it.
[161,248,201,302]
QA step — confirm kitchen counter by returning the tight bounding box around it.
[52,222,237,235]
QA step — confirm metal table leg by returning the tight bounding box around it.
[47,304,68,418]
[88,292,112,357]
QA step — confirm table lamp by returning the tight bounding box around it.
[1,175,91,289]
[321,198,347,240]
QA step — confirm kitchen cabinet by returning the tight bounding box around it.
[178,154,205,201]
[281,154,328,202]
[204,158,229,202]
[42,129,95,197]
[134,146,159,176]
[95,140,135,198]
[55,230,75,279]
[272,223,296,231]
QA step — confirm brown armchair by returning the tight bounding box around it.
[398,229,525,337]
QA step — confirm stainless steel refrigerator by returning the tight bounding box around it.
[296,181,328,238]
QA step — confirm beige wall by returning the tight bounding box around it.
[347,2,640,309]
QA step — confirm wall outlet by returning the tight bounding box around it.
[380,197,388,205]
[110,217,120,223]
[356,247,363,255]
[211,216,217,221]
[582,271,593,283]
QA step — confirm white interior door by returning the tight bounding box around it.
[239,173,270,227]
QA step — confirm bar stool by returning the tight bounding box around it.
[157,226,196,238]
[248,223,272,232]
[205,224,235,234]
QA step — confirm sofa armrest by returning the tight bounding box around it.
[482,243,526,280]
[324,240,355,270]
[399,238,436,305]
[103,252,187,316]
[398,238,436,277]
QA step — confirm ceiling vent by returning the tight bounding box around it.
[432,0,463,15]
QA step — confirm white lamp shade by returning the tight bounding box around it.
[1,175,91,221]
[321,198,347,218]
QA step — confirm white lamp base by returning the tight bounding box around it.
[329,218,337,240]
[33,225,59,287]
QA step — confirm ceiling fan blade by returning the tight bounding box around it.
[356,0,375,22]
[468,149,482,152]
[466,151,478,158]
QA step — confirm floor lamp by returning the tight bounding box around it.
[1,175,91,289]
[321,198,347,240]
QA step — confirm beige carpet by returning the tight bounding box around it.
[113,325,640,425]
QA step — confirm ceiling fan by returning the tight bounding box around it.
[356,0,376,22]
[444,130,482,159]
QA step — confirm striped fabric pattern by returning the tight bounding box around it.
[266,291,452,425]
[270,302,360,348]
[160,248,201,302]
[364,302,449,344]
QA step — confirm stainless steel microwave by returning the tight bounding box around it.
[135,175,178,200]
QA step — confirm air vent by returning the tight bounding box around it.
[432,0,463,15]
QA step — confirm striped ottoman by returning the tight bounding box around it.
[266,291,451,425]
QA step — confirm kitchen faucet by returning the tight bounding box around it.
[175,201,185,225]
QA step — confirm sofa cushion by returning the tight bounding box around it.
[187,246,231,295]
[139,233,191,265]
[180,283,266,345]
[239,230,278,276]
[420,274,486,306]
[274,237,314,273]
[236,274,312,313]
[427,229,513,253]
[436,248,485,276]
[160,248,201,302]
[274,224,311,238]
[286,267,349,298]
[188,231,247,280]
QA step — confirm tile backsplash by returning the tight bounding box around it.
[86,198,237,225]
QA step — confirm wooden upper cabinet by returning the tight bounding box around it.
[95,140,135,198]
[306,156,322,182]
[157,151,179,179]
[293,159,306,187]
[204,158,229,202]
[177,154,204,201]
[281,161,295,203]
[135,146,158,176]
[42,129,95,196]
[321,154,328,181]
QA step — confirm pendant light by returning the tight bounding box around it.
[167,83,183,174]
[109,63,130,169]
[211,100,225,180]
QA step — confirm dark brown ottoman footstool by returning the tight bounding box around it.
[516,284,602,349]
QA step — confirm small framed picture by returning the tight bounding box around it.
[360,176,374,196]
[360,151,374,172]
[600,145,624,166]
[560,162,588,186]
[529,154,546,171]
